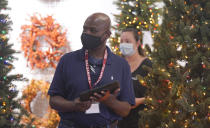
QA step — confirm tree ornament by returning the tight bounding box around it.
[1,30,6,34]
[170,35,174,40]
[202,87,206,90]
[158,100,163,103]
[202,64,206,68]
[168,62,174,67]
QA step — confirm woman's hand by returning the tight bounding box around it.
[131,97,145,109]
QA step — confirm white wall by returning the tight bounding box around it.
[9,0,119,51]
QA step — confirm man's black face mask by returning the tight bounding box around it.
[81,33,103,50]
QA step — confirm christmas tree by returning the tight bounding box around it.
[139,0,210,128]
[0,0,28,127]
[110,0,161,55]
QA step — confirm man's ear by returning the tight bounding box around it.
[106,30,111,38]
[101,30,111,43]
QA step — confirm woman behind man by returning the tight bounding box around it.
[118,28,152,128]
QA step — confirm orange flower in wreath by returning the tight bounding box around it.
[20,14,68,69]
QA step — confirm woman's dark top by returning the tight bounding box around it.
[118,58,152,128]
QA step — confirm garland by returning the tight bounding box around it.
[20,14,68,69]
[21,79,60,128]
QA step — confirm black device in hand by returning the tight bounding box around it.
[79,81,120,101]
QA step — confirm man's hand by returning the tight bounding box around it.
[89,88,131,117]
[49,96,92,112]
[89,88,120,102]
[73,98,91,112]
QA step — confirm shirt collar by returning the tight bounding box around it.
[79,46,113,65]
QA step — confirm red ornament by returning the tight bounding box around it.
[158,100,163,103]
[162,79,170,86]
[164,79,170,83]
[170,36,174,40]
[168,62,174,67]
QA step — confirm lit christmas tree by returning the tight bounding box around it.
[110,0,161,55]
[0,0,28,127]
[139,0,210,128]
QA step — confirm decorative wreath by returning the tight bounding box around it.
[20,14,68,69]
[21,79,60,128]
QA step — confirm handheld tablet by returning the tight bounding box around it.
[79,81,120,101]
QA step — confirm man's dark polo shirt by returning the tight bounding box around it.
[48,46,135,127]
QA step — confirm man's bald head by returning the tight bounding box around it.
[85,13,111,31]
[82,13,112,50]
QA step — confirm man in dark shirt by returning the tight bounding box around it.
[48,12,135,128]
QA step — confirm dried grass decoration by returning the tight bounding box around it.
[20,14,68,69]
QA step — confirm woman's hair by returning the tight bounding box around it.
[122,28,145,56]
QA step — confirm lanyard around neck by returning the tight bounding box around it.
[85,49,107,89]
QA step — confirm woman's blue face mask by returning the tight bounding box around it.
[119,43,135,56]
